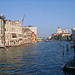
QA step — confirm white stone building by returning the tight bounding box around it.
[56,26,62,34]
[25,25,38,39]
[52,26,71,40]
[0,18,4,46]
[63,29,68,33]
[4,19,22,46]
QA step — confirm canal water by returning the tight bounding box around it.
[0,40,74,75]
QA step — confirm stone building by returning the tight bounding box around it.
[25,25,38,40]
[22,28,32,44]
[4,19,22,46]
[72,27,75,42]
[59,29,71,40]
[22,27,36,44]
[52,26,71,40]
[32,32,36,43]
[59,33,71,40]
[63,29,68,33]
[0,16,4,47]
[0,15,38,47]
[56,26,62,34]
[52,33,61,40]
[52,26,62,40]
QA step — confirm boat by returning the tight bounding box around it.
[63,57,75,74]
[45,39,48,42]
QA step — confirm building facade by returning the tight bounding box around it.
[0,15,38,47]
[51,26,71,40]
[0,17,4,47]
[59,33,71,40]
[63,29,68,33]
[56,26,62,34]
[72,27,75,42]
[52,26,62,40]
[22,27,36,44]
[0,14,5,47]
[22,28,32,44]
[32,32,36,43]
[25,25,38,40]
[4,19,22,46]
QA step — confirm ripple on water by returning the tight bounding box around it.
[0,41,74,75]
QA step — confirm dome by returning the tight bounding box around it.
[56,26,62,34]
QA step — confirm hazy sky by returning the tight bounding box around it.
[0,0,75,37]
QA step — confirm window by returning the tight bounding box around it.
[1,26,2,29]
[1,36,3,40]
[5,28,6,31]
[1,30,2,34]
[4,21,6,24]
[7,22,8,24]
[18,34,22,37]
[14,41,15,44]
[12,33,17,38]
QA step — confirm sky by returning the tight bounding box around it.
[0,0,75,37]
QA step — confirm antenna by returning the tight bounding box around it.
[22,14,25,27]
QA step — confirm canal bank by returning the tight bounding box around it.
[0,40,74,75]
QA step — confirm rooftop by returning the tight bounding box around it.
[25,25,33,27]
[4,19,11,21]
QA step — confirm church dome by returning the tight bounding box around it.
[56,26,62,34]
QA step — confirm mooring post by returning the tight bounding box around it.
[63,46,64,56]
[66,44,69,50]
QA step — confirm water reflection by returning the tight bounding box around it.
[0,41,74,75]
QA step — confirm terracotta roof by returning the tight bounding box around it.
[32,32,34,34]
[11,20,19,22]
[32,32,36,35]
[4,19,20,23]
[26,25,33,27]
[4,19,11,21]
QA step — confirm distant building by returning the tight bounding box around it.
[32,32,36,43]
[22,28,32,44]
[51,26,71,40]
[60,28,71,40]
[59,33,71,41]
[63,29,68,33]
[56,26,62,34]
[52,26,62,40]
[22,27,36,44]
[25,25,38,39]
[52,33,61,40]
[72,27,75,42]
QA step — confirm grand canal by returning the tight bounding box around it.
[0,40,74,75]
